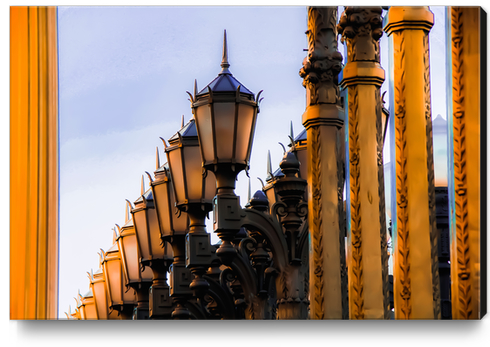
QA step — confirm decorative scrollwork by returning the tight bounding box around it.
[272,201,289,219]
[238,237,257,257]
[338,6,384,63]
[299,7,343,106]
[219,267,236,287]
[296,202,308,218]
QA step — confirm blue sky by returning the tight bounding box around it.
[55,5,455,319]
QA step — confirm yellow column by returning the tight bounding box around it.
[384,7,441,319]
[447,7,481,320]
[10,6,59,320]
[338,7,390,319]
[300,6,348,319]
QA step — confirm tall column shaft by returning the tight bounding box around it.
[300,6,348,319]
[446,6,482,319]
[339,7,390,320]
[10,6,59,320]
[384,6,441,319]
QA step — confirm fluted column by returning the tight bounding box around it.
[338,7,390,319]
[446,6,482,320]
[384,6,441,319]
[300,6,348,319]
[10,6,59,320]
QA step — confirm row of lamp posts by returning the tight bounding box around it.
[67,31,315,320]
[64,6,464,321]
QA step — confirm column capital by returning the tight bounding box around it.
[383,6,434,35]
[338,7,384,63]
[302,104,345,130]
[340,61,385,88]
[299,7,343,107]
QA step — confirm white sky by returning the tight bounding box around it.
[57,5,309,318]
[4,3,488,345]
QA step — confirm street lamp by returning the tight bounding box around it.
[164,118,216,314]
[88,267,119,319]
[149,158,195,319]
[189,30,261,262]
[101,241,137,319]
[78,289,96,320]
[150,153,189,240]
[115,208,153,320]
[131,176,174,319]
[163,119,216,213]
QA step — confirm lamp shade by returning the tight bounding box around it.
[293,129,308,182]
[115,220,153,286]
[88,268,109,319]
[101,243,137,310]
[191,31,260,174]
[164,119,216,211]
[151,163,189,238]
[79,289,97,320]
[132,188,173,263]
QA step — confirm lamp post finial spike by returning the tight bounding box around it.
[156,147,160,170]
[125,200,130,224]
[267,150,272,176]
[220,29,230,74]
[248,176,251,202]
[141,174,145,196]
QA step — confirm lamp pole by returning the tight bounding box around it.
[299,6,348,319]
[338,6,390,319]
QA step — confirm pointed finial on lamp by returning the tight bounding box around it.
[156,147,160,170]
[247,176,251,202]
[181,115,185,129]
[97,252,104,267]
[141,175,145,196]
[220,30,231,74]
[125,200,131,224]
[290,121,294,141]
[267,150,273,178]
[194,79,198,100]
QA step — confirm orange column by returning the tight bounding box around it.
[300,6,348,319]
[447,6,482,320]
[10,6,59,320]
[384,6,441,319]
[339,7,390,319]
